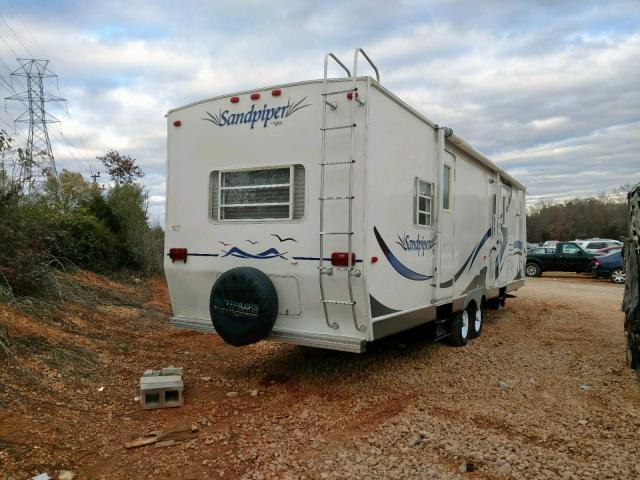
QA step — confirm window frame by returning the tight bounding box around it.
[211,164,304,223]
[414,177,434,228]
[442,164,452,212]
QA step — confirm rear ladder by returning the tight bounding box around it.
[318,49,379,332]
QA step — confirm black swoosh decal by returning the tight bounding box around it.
[373,227,432,281]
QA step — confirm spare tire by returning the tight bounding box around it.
[209,267,278,347]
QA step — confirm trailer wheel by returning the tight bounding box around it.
[448,310,469,347]
[469,303,483,339]
[209,267,278,347]
[525,262,541,277]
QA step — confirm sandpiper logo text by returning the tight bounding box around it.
[395,233,437,256]
[203,97,311,130]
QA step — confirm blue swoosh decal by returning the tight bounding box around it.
[373,227,432,281]
[221,246,287,259]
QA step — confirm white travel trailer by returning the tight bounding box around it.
[164,49,526,353]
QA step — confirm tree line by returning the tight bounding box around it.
[0,130,163,297]
[526,186,633,243]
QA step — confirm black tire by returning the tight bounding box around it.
[209,267,278,347]
[609,268,626,284]
[469,303,483,339]
[525,262,541,277]
[448,310,470,347]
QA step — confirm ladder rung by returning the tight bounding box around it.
[322,87,358,96]
[319,232,353,235]
[319,196,354,200]
[322,300,356,305]
[321,124,356,131]
[321,160,355,166]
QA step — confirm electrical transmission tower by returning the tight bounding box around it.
[5,58,66,183]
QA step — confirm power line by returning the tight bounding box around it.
[2,19,98,175]
[0,31,19,59]
[57,129,92,172]
[8,19,96,170]
[20,19,45,58]
[59,108,94,164]
[0,115,23,136]
[0,15,33,58]
[0,74,18,96]
[0,54,27,92]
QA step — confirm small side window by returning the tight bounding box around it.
[443,165,451,210]
[414,178,433,227]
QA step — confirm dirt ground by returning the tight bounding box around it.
[1,272,639,479]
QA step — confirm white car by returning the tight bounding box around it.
[576,238,622,253]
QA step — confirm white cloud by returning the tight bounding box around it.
[528,117,568,130]
[0,0,637,225]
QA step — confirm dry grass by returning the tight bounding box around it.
[0,267,148,408]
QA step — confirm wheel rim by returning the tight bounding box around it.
[611,270,625,283]
[526,265,537,276]
[461,311,469,339]
[474,308,482,332]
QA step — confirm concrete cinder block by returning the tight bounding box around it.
[161,366,184,376]
[139,375,184,410]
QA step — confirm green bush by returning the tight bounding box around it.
[106,183,161,273]
[0,141,165,298]
[44,211,121,272]
[0,213,48,296]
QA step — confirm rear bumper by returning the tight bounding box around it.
[169,316,366,353]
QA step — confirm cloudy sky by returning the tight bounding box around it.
[0,0,638,223]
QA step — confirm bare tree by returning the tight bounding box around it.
[97,150,144,184]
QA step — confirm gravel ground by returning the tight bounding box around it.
[1,273,639,479]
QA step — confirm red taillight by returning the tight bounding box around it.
[371,256,378,263]
[271,89,281,97]
[593,259,600,267]
[169,248,187,263]
[331,252,356,267]
[230,96,240,103]
[250,93,260,100]
[346,92,359,100]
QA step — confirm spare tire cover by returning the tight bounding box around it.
[209,267,278,346]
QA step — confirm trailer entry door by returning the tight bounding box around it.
[439,152,456,299]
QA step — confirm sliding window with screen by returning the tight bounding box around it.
[210,165,305,222]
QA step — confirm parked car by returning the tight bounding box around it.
[592,250,625,283]
[529,247,555,255]
[595,245,622,256]
[526,242,595,277]
[576,238,622,253]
